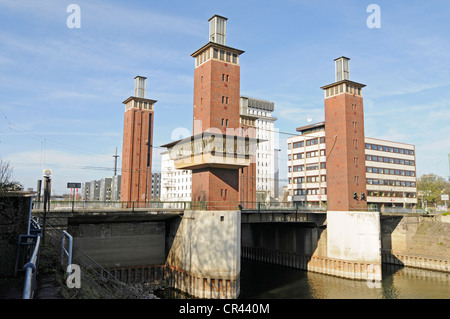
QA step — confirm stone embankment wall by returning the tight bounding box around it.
[381,214,449,272]
[0,193,33,277]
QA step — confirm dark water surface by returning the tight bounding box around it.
[158,259,449,299]
[239,259,449,299]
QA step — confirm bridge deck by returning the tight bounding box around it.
[33,208,183,224]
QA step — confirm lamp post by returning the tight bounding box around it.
[42,169,52,245]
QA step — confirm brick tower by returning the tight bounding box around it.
[120,76,157,204]
[191,15,244,209]
[321,57,367,211]
[162,15,259,210]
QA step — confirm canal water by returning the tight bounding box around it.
[239,259,449,299]
[157,259,449,299]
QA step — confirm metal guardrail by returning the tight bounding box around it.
[43,222,140,299]
[31,200,329,211]
[31,199,430,214]
[32,200,191,211]
[14,216,42,299]
[61,231,73,277]
[22,234,41,299]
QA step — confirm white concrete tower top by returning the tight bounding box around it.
[134,76,147,98]
[334,56,350,82]
[209,15,227,45]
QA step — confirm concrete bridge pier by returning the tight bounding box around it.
[326,211,382,282]
[165,210,241,299]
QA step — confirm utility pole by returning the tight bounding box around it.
[113,147,119,176]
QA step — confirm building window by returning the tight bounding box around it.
[213,49,218,59]
[306,138,318,146]
[306,164,319,171]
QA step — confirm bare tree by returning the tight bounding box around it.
[0,158,22,192]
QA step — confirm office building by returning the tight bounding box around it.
[287,57,417,211]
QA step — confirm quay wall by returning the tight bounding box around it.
[381,214,449,272]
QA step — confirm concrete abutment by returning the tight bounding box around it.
[164,210,241,299]
[242,211,383,282]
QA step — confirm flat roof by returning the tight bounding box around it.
[209,14,228,21]
[296,121,325,133]
[191,41,245,58]
[334,56,350,61]
[122,96,157,104]
[320,79,366,90]
[365,137,415,148]
[293,123,415,147]
[160,131,263,149]
[241,96,275,112]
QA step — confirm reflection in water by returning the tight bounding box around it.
[156,260,450,299]
[240,260,450,299]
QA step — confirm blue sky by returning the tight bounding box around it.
[1,0,449,195]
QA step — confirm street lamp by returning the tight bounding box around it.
[42,169,52,244]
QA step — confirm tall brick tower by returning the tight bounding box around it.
[192,15,244,133]
[321,57,367,211]
[120,76,157,204]
[162,15,259,210]
[190,15,244,208]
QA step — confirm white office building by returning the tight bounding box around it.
[160,151,192,201]
[240,96,279,201]
[287,122,417,210]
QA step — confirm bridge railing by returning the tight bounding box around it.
[32,200,191,211]
[31,200,332,212]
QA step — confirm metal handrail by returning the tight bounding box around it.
[22,233,41,299]
[31,200,329,211]
[61,231,73,277]
[44,222,140,299]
